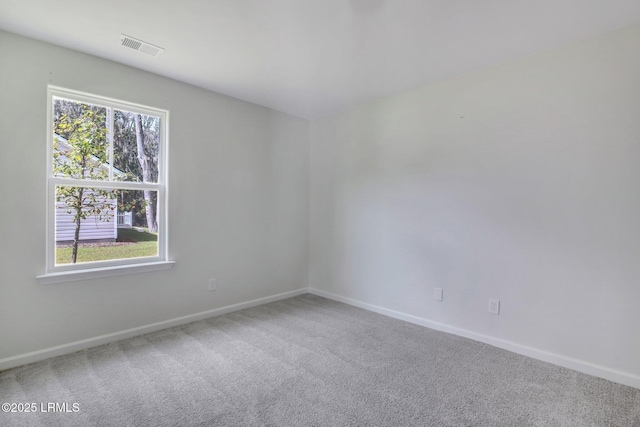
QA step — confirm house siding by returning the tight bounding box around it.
[55,199,117,242]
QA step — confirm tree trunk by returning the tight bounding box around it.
[134,114,158,232]
[154,193,159,232]
[71,188,84,263]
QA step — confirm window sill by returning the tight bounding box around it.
[37,261,175,285]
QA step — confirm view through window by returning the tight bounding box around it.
[48,87,167,271]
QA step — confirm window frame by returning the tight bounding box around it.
[38,86,173,284]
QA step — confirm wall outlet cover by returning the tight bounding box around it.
[434,287,443,301]
[489,299,500,315]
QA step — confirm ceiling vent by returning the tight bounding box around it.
[120,34,164,57]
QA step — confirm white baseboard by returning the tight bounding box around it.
[4,286,639,390]
[308,288,640,390]
[0,288,308,372]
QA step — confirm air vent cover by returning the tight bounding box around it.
[120,34,164,57]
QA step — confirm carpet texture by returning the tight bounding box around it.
[1,294,639,426]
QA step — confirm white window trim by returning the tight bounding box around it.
[37,261,176,285]
[38,86,173,284]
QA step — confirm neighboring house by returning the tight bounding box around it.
[53,133,127,244]
[55,200,118,243]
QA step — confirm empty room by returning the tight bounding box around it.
[1,1,639,425]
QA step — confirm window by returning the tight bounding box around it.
[39,86,173,284]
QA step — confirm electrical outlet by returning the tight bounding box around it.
[434,287,443,301]
[208,278,217,291]
[489,299,500,315]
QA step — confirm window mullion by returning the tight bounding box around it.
[108,107,114,182]
[51,177,162,191]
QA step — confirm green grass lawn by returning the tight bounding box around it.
[116,228,158,243]
[56,228,158,265]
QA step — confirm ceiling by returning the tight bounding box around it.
[2,0,640,119]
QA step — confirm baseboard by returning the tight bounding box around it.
[5,286,639,390]
[308,288,640,390]
[0,288,308,372]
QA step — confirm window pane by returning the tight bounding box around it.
[55,187,159,265]
[113,110,160,183]
[52,98,108,180]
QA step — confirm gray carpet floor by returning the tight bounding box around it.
[1,294,639,426]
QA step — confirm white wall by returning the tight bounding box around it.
[0,31,309,360]
[310,25,640,382]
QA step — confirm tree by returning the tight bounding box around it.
[54,107,117,263]
[112,110,159,231]
[135,113,158,232]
